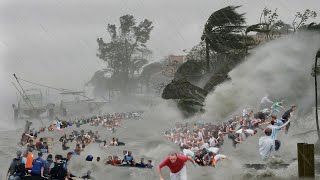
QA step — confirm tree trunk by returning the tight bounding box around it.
[146,79,150,93]
[123,39,130,95]
[315,56,320,141]
[245,33,248,58]
[206,39,210,72]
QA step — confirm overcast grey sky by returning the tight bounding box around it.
[0,0,319,109]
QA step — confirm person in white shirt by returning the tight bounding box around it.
[208,147,219,154]
[245,128,257,136]
[236,126,248,139]
[242,108,248,117]
[182,148,195,159]
[197,130,203,141]
[209,136,218,147]
[260,94,273,110]
[259,128,275,161]
[210,154,228,167]
[201,142,209,150]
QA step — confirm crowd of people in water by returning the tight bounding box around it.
[20,111,143,146]
[50,111,143,133]
[7,111,148,180]
[103,150,153,168]
[162,95,296,169]
[7,96,298,180]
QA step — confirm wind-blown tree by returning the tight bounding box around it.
[258,8,286,39]
[244,23,269,54]
[201,6,249,71]
[292,9,317,32]
[96,15,153,94]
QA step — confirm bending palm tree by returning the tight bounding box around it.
[201,6,247,72]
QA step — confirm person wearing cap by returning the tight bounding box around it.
[6,150,24,180]
[281,105,297,134]
[31,152,46,177]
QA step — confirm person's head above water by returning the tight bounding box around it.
[168,152,178,163]
[47,154,53,160]
[16,150,22,158]
[264,128,272,136]
[38,152,43,157]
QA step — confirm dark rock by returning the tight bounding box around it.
[204,72,231,92]
[161,79,208,102]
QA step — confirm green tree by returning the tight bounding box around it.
[96,15,153,94]
[201,6,248,71]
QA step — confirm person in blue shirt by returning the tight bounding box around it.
[122,151,134,166]
[267,116,291,151]
[31,152,46,177]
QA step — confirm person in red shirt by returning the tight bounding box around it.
[35,138,44,150]
[111,156,122,166]
[158,152,196,180]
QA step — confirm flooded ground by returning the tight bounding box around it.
[0,101,319,180]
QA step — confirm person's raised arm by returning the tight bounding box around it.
[188,156,196,167]
[277,103,285,111]
[280,119,291,129]
[260,121,271,125]
[266,97,273,104]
